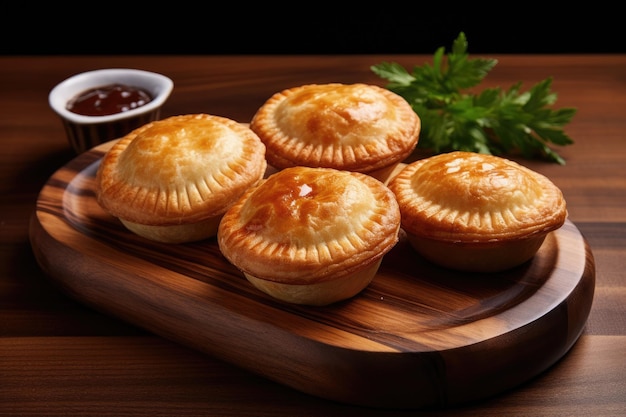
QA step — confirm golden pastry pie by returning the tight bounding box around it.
[249,83,420,182]
[387,151,567,272]
[217,166,401,305]
[96,114,267,243]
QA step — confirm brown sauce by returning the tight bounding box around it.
[66,84,153,116]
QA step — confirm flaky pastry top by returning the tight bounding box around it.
[388,151,567,242]
[217,166,401,284]
[96,114,267,225]
[249,83,420,172]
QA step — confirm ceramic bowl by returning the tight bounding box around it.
[49,68,173,154]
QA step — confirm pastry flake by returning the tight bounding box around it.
[250,83,420,177]
[388,151,567,271]
[217,166,401,305]
[96,114,267,243]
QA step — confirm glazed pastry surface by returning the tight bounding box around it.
[97,114,267,225]
[388,151,567,242]
[218,166,401,284]
[250,83,420,172]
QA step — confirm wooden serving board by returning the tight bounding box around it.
[29,141,595,409]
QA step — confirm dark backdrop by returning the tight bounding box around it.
[4,6,623,55]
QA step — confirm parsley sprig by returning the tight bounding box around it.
[371,32,576,164]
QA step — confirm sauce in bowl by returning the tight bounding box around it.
[66,84,153,116]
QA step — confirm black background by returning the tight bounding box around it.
[4,6,624,55]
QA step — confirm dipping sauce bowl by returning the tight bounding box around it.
[49,68,173,154]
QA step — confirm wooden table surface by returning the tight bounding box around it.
[1,55,625,416]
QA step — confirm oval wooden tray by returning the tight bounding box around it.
[29,141,595,409]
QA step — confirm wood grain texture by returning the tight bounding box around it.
[29,141,595,409]
[0,335,623,417]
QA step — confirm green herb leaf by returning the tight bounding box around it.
[371,32,576,164]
